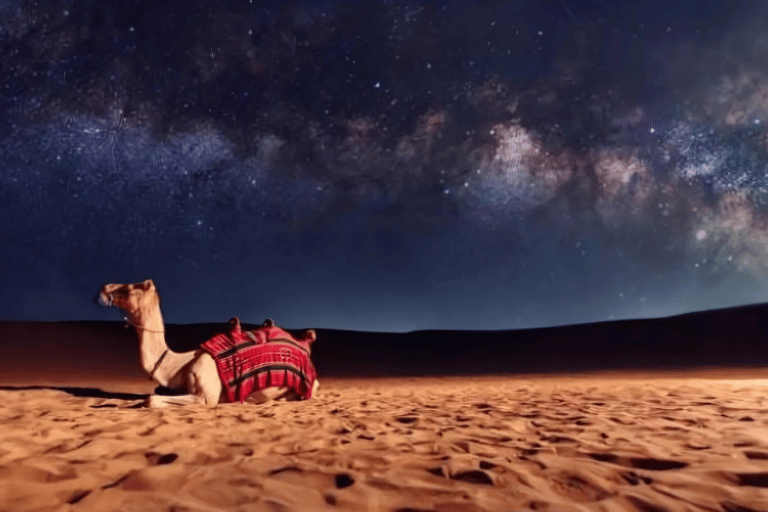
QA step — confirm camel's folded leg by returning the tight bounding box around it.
[249,380,320,403]
[246,386,292,404]
[147,394,207,408]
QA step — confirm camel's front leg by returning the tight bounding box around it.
[190,353,222,405]
[147,394,207,408]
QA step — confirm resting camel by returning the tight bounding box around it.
[97,279,320,407]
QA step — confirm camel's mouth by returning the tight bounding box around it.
[97,292,112,307]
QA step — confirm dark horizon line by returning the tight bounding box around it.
[3,299,766,334]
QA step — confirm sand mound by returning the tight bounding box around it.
[1,375,767,511]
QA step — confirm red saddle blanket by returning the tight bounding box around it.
[200,323,317,403]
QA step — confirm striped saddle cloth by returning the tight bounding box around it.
[200,320,317,403]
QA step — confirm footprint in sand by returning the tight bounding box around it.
[66,489,91,504]
[735,472,768,488]
[335,473,355,488]
[587,452,688,471]
[144,452,178,465]
[548,471,614,503]
[269,466,356,490]
[103,460,187,493]
[621,471,653,485]
[426,466,494,485]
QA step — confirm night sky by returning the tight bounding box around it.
[2,0,768,332]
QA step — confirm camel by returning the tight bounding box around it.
[97,279,320,407]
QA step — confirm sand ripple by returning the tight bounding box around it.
[1,376,768,511]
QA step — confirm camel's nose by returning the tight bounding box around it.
[96,293,110,306]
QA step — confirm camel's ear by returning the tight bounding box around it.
[140,279,155,291]
[263,318,275,327]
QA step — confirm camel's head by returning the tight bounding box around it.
[98,279,159,316]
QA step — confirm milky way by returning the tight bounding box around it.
[1,0,768,331]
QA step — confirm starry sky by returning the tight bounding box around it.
[2,0,768,332]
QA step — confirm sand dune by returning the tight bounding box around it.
[2,374,768,511]
[1,316,768,511]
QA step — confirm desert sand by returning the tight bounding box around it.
[2,372,768,512]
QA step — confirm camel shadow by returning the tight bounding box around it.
[0,385,149,402]
[0,385,193,409]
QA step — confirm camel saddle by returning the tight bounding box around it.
[200,317,317,403]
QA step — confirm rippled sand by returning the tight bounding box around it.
[1,374,768,511]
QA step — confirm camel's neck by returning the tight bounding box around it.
[127,302,196,387]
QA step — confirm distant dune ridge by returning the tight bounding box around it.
[1,305,768,511]
[1,301,767,383]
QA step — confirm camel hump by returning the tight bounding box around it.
[229,317,241,332]
[263,318,275,327]
[304,329,317,342]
